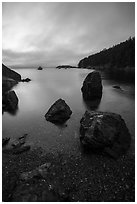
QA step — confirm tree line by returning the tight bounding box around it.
[78,37,135,72]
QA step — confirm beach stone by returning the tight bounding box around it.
[80,111,131,157]
[45,99,72,124]
[11,134,28,148]
[81,71,102,100]
[20,163,51,181]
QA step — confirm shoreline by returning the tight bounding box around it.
[3,144,135,202]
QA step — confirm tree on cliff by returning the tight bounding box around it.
[78,37,135,70]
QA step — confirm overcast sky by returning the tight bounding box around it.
[2,2,135,68]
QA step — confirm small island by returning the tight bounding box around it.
[37,66,43,70]
[56,65,77,69]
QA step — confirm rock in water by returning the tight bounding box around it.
[113,85,122,90]
[81,71,103,100]
[3,91,18,111]
[45,99,72,124]
[21,78,31,82]
[80,111,131,158]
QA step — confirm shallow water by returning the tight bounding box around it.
[2,68,135,155]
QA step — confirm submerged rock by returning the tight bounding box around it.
[80,111,131,158]
[3,134,30,155]
[11,134,28,148]
[81,71,103,100]
[45,99,72,124]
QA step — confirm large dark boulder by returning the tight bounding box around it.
[81,71,103,100]
[80,111,131,158]
[2,64,21,81]
[3,90,18,112]
[45,99,72,124]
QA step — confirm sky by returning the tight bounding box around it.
[2,2,135,68]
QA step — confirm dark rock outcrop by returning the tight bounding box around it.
[80,111,131,158]
[2,90,18,113]
[21,78,31,82]
[2,77,17,93]
[113,85,122,90]
[37,66,43,70]
[2,64,21,82]
[81,71,103,100]
[45,99,72,124]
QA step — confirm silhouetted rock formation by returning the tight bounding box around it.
[2,64,21,93]
[2,90,18,113]
[21,78,31,82]
[2,64,21,81]
[56,65,77,69]
[37,66,43,70]
[80,111,131,158]
[45,99,72,124]
[81,71,102,100]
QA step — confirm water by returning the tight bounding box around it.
[2,68,135,155]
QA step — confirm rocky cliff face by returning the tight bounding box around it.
[2,64,21,81]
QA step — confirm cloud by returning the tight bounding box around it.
[2,2,135,67]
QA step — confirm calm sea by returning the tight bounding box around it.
[2,68,135,155]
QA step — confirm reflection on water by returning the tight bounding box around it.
[2,68,135,155]
[82,98,102,111]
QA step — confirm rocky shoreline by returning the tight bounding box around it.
[3,145,135,202]
[2,66,135,201]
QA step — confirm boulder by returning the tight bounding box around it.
[81,71,103,100]
[45,99,72,124]
[2,64,21,81]
[3,91,18,111]
[80,111,131,158]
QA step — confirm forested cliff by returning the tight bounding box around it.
[78,37,135,72]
